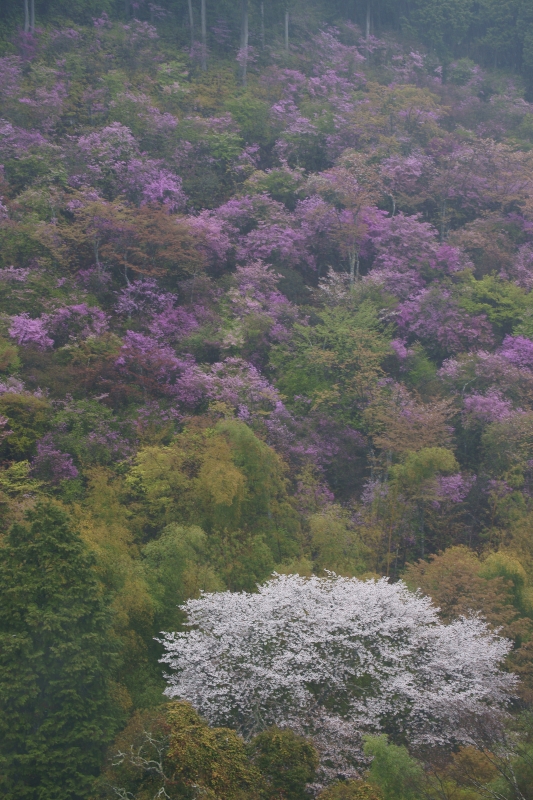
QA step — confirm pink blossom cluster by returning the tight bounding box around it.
[32,435,79,483]
[74,122,186,210]
[9,305,108,350]
[435,473,476,503]
[463,390,518,425]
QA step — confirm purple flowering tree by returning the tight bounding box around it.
[115,331,207,407]
[9,314,53,350]
[32,435,78,484]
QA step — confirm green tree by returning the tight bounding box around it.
[127,419,301,581]
[363,735,424,800]
[474,0,522,68]
[389,447,459,495]
[459,275,531,338]
[0,338,20,373]
[0,502,120,800]
[308,505,370,577]
[318,780,383,800]
[272,302,389,427]
[248,727,319,800]
[103,701,263,800]
[405,0,475,59]
[0,393,50,460]
[166,702,261,800]
[142,523,224,630]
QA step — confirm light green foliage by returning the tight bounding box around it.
[77,468,153,629]
[514,310,533,339]
[389,447,458,497]
[225,95,273,147]
[480,552,533,615]
[0,461,41,532]
[0,460,40,498]
[74,469,161,710]
[459,275,532,337]
[309,506,370,576]
[125,435,195,525]
[272,302,389,424]
[363,735,424,800]
[143,524,223,629]
[128,419,300,549]
[128,419,301,590]
[216,419,300,550]
[244,167,305,209]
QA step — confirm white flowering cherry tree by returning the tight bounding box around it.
[159,574,515,781]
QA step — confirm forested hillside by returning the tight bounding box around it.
[2,2,533,799]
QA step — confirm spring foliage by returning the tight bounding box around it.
[2,4,533,798]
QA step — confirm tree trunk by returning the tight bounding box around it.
[349,248,359,286]
[30,0,35,32]
[187,0,194,51]
[284,9,289,53]
[366,1,371,39]
[440,198,447,242]
[260,1,265,50]
[24,0,29,33]
[201,0,207,71]
[386,520,393,577]
[241,0,249,86]
[94,238,104,280]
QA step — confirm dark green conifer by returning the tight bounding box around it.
[0,502,119,800]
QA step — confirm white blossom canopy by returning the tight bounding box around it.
[159,574,515,779]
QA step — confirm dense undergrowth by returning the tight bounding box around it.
[3,4,533,799]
